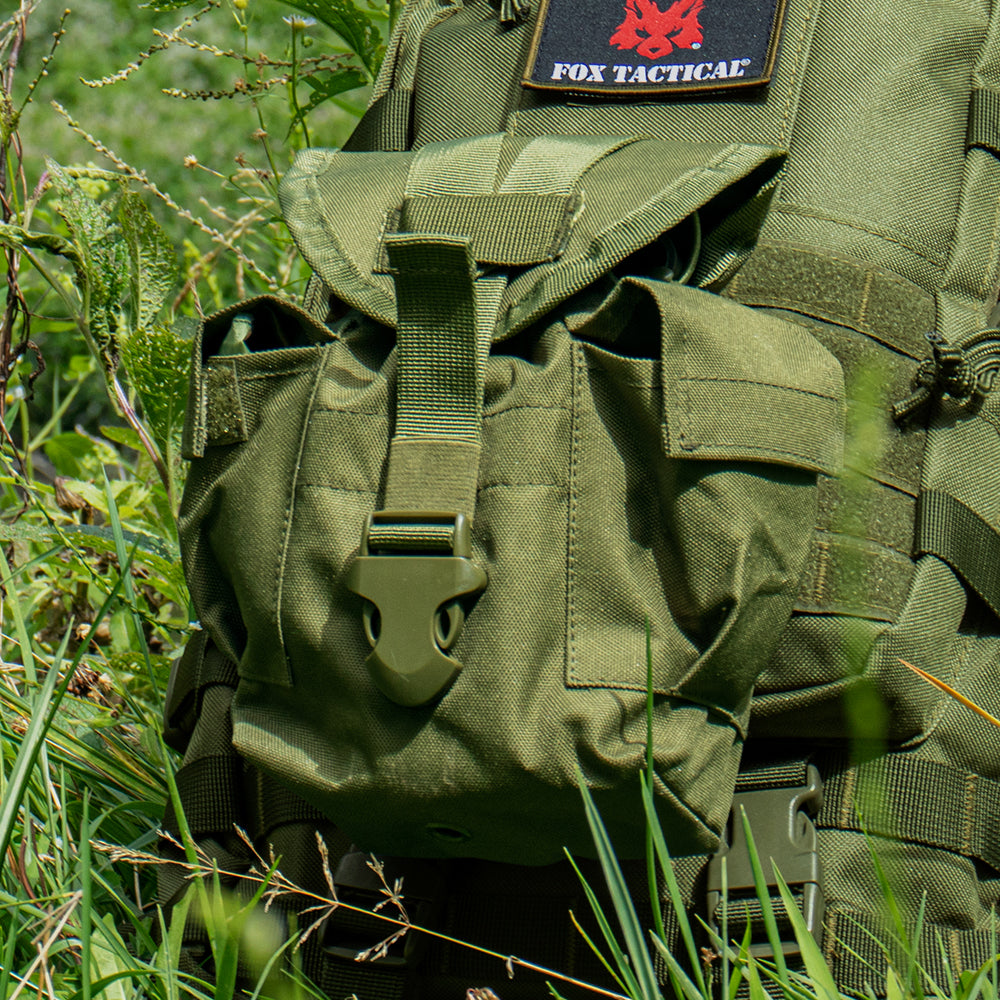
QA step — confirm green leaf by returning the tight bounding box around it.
[291,66,369,129]
[564,852,636,997]
[46,160,131,369]
[576,767,663,1000]
[277,0,385,77]
[650,937,709,1000]
[119,320,192,449]
[640,777,709,998]
[0,219,81,263]
[120,192,177,335]
[737,805,788,983]
[773,870,841,1000]
[44,429,104,478]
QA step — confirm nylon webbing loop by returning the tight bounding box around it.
[400,193,573,265]
[915,489,1000,617]
[967,87,1000,158]
[388,133,637,269]
[163,754,243,839]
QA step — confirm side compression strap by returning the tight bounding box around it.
[916,489,1000,617]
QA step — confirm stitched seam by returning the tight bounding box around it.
[962,773,976,856]
[677,375,840,402]
[274,350,330,678]
[566,343,582,687]
[778,0,818,147]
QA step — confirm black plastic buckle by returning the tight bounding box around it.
[344,511,487,707]
[322,851,444,969]
[706,764,825,959]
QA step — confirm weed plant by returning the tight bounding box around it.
[1,2,999,999]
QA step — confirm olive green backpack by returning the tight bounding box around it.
[161,1,1000,995]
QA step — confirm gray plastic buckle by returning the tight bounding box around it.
[707,764,825,959]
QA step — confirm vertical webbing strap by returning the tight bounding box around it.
[376,234,504,537]
[345,235,499,705]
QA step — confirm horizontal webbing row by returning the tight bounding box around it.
[967,87,1000,158]
[817,754,1000,871]
[917,489,1000,618]
[828,906,999,996]
[725,242,936,360]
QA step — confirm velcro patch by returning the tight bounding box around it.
[524,0,786,96]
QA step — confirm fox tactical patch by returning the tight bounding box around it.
[524,0,786,96]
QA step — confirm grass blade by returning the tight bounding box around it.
[103,468,163,715]
[736,805,788,983]
[640,776,708,998]
[651,936,707,1000]
[576,767,663,1000]
[772,869,840,1000]
[0,543,38,683]
[565,851,638,997]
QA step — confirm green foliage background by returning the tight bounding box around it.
[0,3,383,995]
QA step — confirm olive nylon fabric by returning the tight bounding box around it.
[167,0,1000,990]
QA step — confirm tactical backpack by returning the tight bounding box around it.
[161,0,1000,996]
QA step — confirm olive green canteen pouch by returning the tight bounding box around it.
[177,132,844,863]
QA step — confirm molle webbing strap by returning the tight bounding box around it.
[829,909,998,995]
[163,754,244,840]
[967,88,1000,158]
[315,955,408,1000]
[817,755,1000,871]
[250,785,326,842]
[341,88,414,152]
[915,490,1000,617]
[724,242,937,359]
[163,633,240,753]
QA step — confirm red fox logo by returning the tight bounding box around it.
[610,0,706,60]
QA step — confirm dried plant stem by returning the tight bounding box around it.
[50,101,279,292]
[8,891,82,1000]
[79,2,219,88]
[110,375,174,509]
[900,659,1000,729]
[97,835,631,1000]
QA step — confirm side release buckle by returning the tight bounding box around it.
[344,511,487,707]
[706,763,825,959]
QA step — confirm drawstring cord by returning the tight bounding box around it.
[893,328,1000,424]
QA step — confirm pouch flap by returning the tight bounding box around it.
[279,133,784,339]
[648,281,845,474]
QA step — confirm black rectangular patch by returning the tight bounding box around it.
[524,0,786,96]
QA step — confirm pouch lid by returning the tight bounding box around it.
[279,131,784,339]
